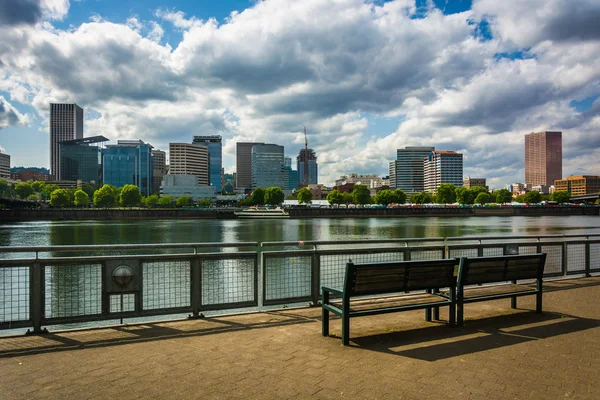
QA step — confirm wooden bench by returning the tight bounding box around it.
[321,259,459,346]
[456,253,547,325]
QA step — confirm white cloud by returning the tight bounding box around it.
[1,0,599,187]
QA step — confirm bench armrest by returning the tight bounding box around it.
[321,286,343,295]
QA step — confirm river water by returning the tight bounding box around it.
[1,216,599,247]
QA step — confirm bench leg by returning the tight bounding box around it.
[433,289,440,320]
[342,311,350,346]
[511,280,517,309]
[536,287,543,313]
[322,307,329,337]
[457,291,464,326]
[449,303,455,327]
[425,289,432,322]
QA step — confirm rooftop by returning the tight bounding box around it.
[1,277,598,399]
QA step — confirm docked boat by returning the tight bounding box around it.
[234,207,290,219]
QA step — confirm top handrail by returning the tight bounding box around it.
[260,237,445,247]
[0,242,259,253]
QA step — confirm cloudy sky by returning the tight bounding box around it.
[0,0,599,188]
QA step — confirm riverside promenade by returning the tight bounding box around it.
[0,277,598,399]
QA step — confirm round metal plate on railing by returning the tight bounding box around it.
[112,265,134,286]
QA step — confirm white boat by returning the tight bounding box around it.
[234,207,290,219]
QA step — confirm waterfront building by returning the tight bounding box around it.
[102,140,153,196]
[169,143,209,186]
[525,131,562,187]
[297,149,318,185]
[507,183,526,195]
[236,142,264,192]
[152,150,167,195]
[283,166,299,192]
[59,136,108,184]
[463,177,487,189]
[389,146,435,193]
[251,144,284,189]
[531,185,549,194]
[160,174,216,201]
[335,174,383,188]
[0,151,10,179]
[50,103,84,180]
[192,136,222,192]
[554,176,600,196]
[424,150,463,193]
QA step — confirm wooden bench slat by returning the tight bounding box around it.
[331,293,447,312]
[462,283,535,299]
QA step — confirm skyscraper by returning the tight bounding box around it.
[296,149,318,185]
[192,136,222,192]
[169,143,209,186]
[152,149,167,194]
[251,144,284,189]
[50,103,84,179]
[525,131,562,187]
[389,146,435,193]
[59,135,108,184]
[102,140,154,196]
[424,150,463,193]
[236,142,264,191]
[0,151,10,179]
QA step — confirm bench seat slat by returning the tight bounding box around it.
[331,293,447,312]
[462,283,535,299]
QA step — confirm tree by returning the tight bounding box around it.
[198,199,212,208]
[0,179,9,197]
[455,187,473,204]
[410,191,433,204]
[470,186,489,197]
[50,189,71,207]
[352,184,371,205]
[297,187,313,204]
[73,190,89,207]
[14,182,34,199]
[250,188,265,205]
[82,183,95,198]
[93,185,118,208]
[41,184,59,197]
[393,189,407,204]
[159,196,175,208]
[374,190,394,206]
[27,194,39,201]
[342,192,354,204]
[120,184,142,207]
[326,190,344,205]
[495,188,513,204]
[145,194,159,208]
[474,192,490,205]
[176,196,194,207]
[524,191,542,204]
[265,187,285,205]
[551,191,570,203]
[435,184,456,204]
[31,181,45,192]
[515,194,526,203]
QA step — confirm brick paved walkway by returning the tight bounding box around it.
[0,277,599,399]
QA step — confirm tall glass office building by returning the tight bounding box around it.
[296,149,318,185]
[251,144,284,189]
[389,146,435,193]
[102,140,154,196]
[192,136,222,192]
[59,136,108,184]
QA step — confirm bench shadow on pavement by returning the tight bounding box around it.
[0,310,319,359]
[351,311,600,361]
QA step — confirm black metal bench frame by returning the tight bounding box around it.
[321,258,459,346]
[456,253,547,326]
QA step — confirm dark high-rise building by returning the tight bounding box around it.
[152,149,167,194]
[251,144,284,189]
[59,135,108,184]
[50,103,83,179]
[525,131,562,187]
[389,146,435,193]
[296,148,318,185]
[192,136,222,192]
[102,140,154,196]
[236,142,263,191]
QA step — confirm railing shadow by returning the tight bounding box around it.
[0,310,320,359]
[351,311,600,361]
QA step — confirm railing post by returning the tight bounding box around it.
[585,241,591,277]
[28,262,47,334]
[189,258,202,318]
[311,248,321,307]
[477,240,483,257]
[562,241,568,276]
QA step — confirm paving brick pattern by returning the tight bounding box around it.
[0,278,599,399]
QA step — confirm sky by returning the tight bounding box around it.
[0,0,599,188]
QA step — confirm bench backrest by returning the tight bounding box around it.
[344,259,458,296]
[458,253,546,286]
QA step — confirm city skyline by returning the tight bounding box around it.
[0,0,599,187]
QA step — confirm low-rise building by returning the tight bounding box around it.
[160,174,216,201]
[554,176,600,196]
[463,177,487,189]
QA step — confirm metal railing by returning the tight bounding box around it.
[1,234,599,333]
